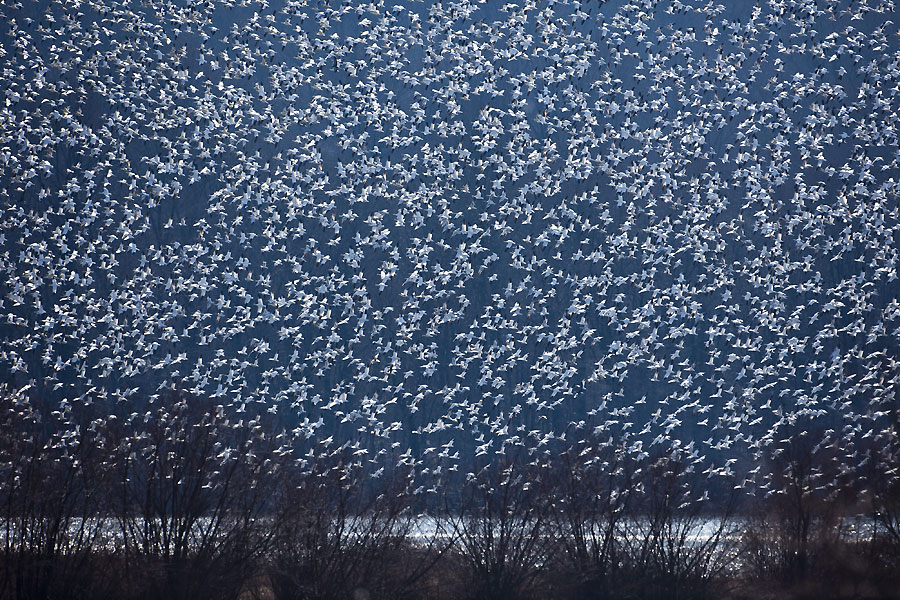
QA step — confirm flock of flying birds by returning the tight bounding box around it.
[1,0,899,499]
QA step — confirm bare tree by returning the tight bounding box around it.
[102,389,276,600]
[446,455,553,600]
[740,424,857,597]
[867,361,900,568]
[622,452,740,600]
[545,438,634,600]
[267,452,448,600]
[0,385,107,600]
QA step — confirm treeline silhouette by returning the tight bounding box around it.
[1,387,899,600]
